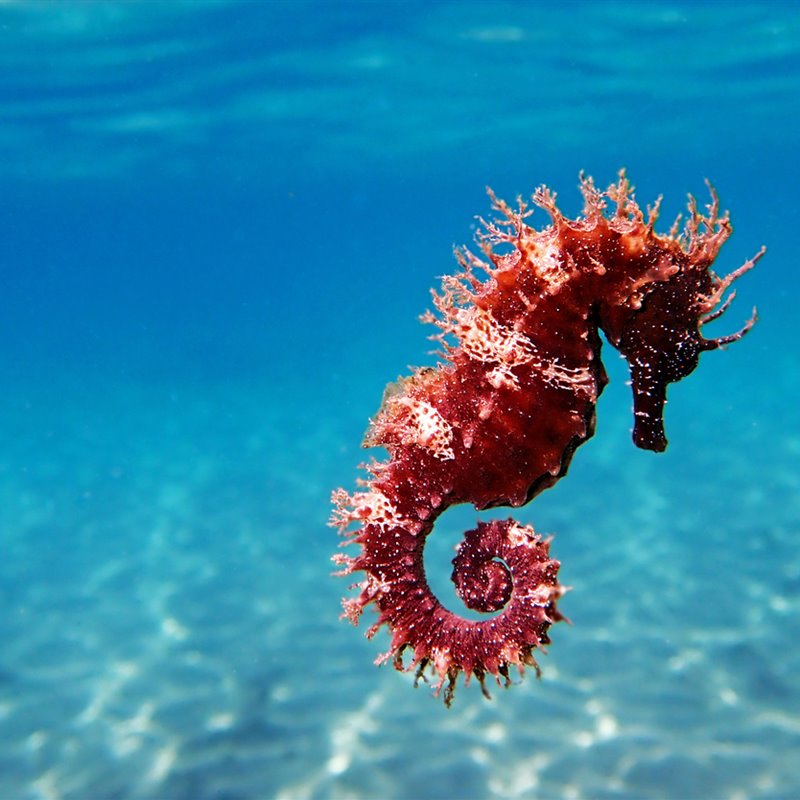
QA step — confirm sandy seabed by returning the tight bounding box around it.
[0,371,798,800]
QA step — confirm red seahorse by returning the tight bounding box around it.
[331,172,763,706]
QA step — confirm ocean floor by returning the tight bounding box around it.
[0,361,798,800]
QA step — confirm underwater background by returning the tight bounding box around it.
[0,2,798,798]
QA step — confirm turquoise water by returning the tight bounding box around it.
[0,2,798,798]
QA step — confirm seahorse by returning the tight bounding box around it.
[331,171,763,706]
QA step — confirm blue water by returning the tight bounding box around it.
[0,2,797,798]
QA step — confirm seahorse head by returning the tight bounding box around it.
[610,250,760,452]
